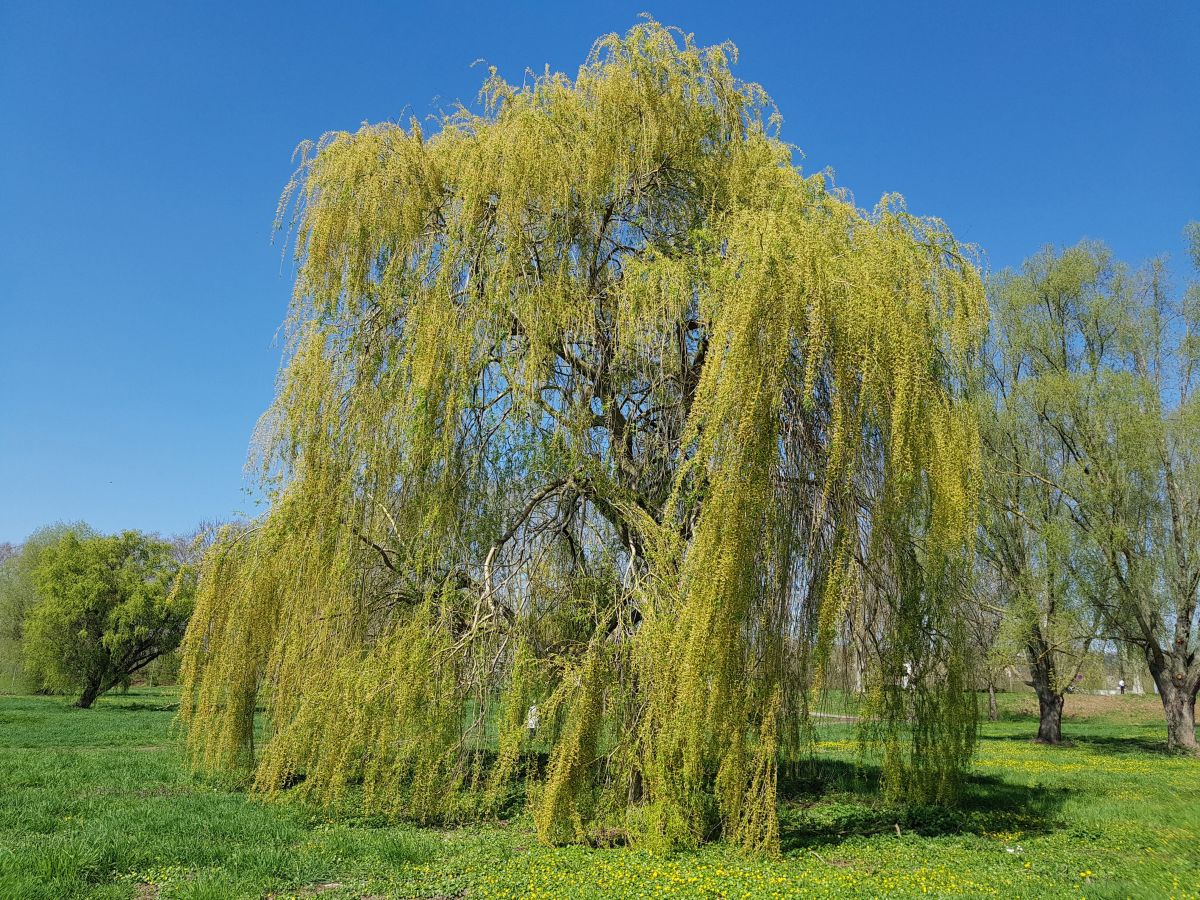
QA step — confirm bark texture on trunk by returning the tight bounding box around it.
[1158,681,1198,753]
[1034,691,1064,744]
[1146,651,1199,753]
[75,677,103,709]
[1026,629,1065,743]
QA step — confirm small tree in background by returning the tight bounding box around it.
[0,523,94,691]
[24,531,195,708]
[964,567,1011,723]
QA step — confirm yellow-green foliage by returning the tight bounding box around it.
[180,21,986,852]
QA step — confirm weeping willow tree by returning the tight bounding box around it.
[180,21,986,852]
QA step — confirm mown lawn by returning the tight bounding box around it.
[0,689,1196,899]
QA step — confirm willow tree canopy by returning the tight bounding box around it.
[180,21,986,853]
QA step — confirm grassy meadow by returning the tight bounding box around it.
[0,688,1197,899]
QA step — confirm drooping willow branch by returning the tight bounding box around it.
[179,19,987,854]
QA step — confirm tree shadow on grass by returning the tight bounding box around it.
[98,699,179,713]
[240,743,1080,848]
[86,689,181,713]
[777,758,1069,852]
[1071,733,1176,755]
[982,731,1174,756]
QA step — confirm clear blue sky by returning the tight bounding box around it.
[1,2,1197,544]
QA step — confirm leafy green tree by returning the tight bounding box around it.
[180,21,986,850]
[989,235,1200,752]
[24,531,195,708]
[978,270,1106,743]
[0,523,94,690]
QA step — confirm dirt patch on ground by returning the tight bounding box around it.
[1008,693,1162,725]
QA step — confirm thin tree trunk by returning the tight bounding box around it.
[987,682,998,722]
[627,767,643,805]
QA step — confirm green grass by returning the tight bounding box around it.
[0,689,1196,898]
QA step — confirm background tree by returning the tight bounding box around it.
[180,21,986,851]
[141,521,225,686]
[162,520,225,569]
[990,235,1200,752]
[963,567,1010,723]
[24,530,196,708]
[0,522,94,691]
[977,274,1106,743]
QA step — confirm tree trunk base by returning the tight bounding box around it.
[75,679,104,709]
[1035,692,1065,745]
[1161,684,1198,754]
